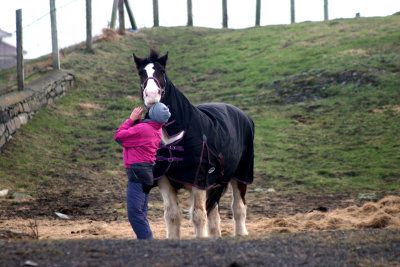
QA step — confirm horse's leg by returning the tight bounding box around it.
[207,204,221,237]
[158,175,181,239]
[230,179,248,236]
[189,186,208,238]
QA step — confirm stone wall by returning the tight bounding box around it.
[0,69,74,150]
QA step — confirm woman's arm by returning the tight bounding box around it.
[114,107,144,147]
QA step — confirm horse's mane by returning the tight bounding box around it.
[148,49,159,62]
[137,49,161,67]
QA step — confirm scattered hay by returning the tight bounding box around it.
[378,195,400,206]
[304,221,319,230]
[77,103,104,111]
[272,218,290,227]
[357,213,392,229]
[273,227,292,233]
[342,49,369,56]
[310,196,399,231]
[326,216,345,230]
[361,203,379,213]
[1,196,399,239]
[250,195,400,235]
[0,219,136,240]
[384,207,400,215]
[344,206,357,213]
[71,224,110,236]
[373,105,400,114]
[307,212,326,220]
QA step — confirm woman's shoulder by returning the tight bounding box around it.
[136,121,160,132]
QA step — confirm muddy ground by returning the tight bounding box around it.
[1,159,400,265]
[1,229,399,267]
[0,182,360,239]
[1,179,400,266]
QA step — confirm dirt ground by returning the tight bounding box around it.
[1,229,399,267]
[1,181,399,240]
[1,179,400,266]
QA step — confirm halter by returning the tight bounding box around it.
[141,76,166,96]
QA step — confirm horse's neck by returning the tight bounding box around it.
[165,81,200,127]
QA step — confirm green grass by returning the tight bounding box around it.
[0,15,399,196]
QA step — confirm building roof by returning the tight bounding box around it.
[0,29,12,39]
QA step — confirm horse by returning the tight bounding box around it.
[132,50,255,238]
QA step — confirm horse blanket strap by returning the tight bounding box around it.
[194,135,211,185]
[164,119,175,127]
[218,153,225,177]
[156,156,184,162]
[159,144,184,151]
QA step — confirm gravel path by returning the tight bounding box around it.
[1,229,399,267]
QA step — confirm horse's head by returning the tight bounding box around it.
[133,50,168,108]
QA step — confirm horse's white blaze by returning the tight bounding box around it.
[190,187,208,237]
[143,63,161,107]
[230,180,248,236]
[158,175,181,239]
[144,63,155,77]
[161,129,185,145]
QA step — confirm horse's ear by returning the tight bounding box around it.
[133,53,144,70]
[158,52,168,68]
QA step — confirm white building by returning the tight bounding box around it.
[0,29,17,70]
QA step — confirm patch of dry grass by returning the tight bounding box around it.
[250,196,400,235]
[96,28,122,42]
[77,103,105,111]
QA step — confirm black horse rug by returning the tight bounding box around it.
[153,79,254,189]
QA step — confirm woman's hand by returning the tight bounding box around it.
[130,106,143,121]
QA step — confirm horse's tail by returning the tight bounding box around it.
[206,183,229,215]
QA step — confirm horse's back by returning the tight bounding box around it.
[197,103,254,184]
[197,103,254,138]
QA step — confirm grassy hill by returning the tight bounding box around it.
[0,15,399,199]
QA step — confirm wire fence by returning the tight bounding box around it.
[0,0,89,95]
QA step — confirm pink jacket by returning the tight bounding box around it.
[114,119,163,168]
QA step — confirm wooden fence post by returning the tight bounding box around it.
[86,0,92,51]
[324,0,329,21]
[255,0,261,26]
[50,0,60,70]
[222,0,228,28]
[290,0,295,24]
[187,0,193,26]
[16,9,24,91]
[110,0,118,29]
[153,0,159,27]
[124,0,137,30]
[118,0,125,34]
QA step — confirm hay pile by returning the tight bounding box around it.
[251,195,400,234]
[97,28,122,42]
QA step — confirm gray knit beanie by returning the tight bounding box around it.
[149,103,171,124]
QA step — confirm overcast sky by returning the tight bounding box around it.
[1,0,399,58]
